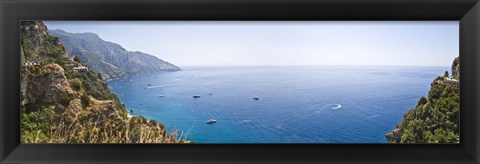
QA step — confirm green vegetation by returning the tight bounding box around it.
[68,78,83,91]
[60,92,74,106]
[41,35,67,58]
[21,25,67,60]
[20,104,57,143]
[388,58,460,143]
[397,80,459,143]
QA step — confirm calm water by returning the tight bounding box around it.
[108,65,448,143]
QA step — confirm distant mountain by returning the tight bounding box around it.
[48,29,181,80]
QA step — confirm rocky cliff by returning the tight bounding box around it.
[386,57,460,143]
[21,64,74,105]
[452,57,460,80]
[20,21,188,143]
[48,29,181,80]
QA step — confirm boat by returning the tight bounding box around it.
[206,119,217,124]
[253,96,260,100]
[158,95,165,98]
[193,94,201,98]
[147,84,152,86]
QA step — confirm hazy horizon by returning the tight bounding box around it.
[175,64,452,67]
[44,21,459,67]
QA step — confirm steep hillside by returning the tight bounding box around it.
[20,21,188,143]
[48,29,181,80]
[386,57,460,143]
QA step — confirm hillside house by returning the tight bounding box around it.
[73,66,88,73]
[23,57,42,66]
[445,77,459,85]
[23,61,40,66]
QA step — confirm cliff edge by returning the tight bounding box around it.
[386,57,460,143]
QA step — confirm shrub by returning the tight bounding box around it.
[68,78,83,91]
[81,92,91,106]
[73,56,81,62]
[59,92,74,106]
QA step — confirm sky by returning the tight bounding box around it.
[44,21,459,67]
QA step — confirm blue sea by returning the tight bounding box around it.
[108,65,448,143]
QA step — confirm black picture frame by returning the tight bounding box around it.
[1,0,479,163]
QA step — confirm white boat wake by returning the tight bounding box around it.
[331,104,342,110]
[312,103,342,114]
[367,114,380,119]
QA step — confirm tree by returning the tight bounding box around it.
[81,92,91,106]
[68,78,83,91]
[73,56,81,62]
[444,71,449,77]
[97,73,103,80]
[418,96,427,105]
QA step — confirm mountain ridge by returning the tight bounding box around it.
[48,29,181,80]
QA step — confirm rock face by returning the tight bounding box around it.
[385,128,402,143]
[21,21,69,59]
[20,21,73,105]
[21,64,74,105]
[48,29,181,80]
[386,57,460,143]
[452,57,460,80]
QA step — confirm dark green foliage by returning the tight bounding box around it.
[81,92,90,106]
[418,96,427,105]
[68,78,83,91]
[60,92,74,106]
[73,55,81,62]
[65,65,116,101]
[397,78,460,143]
[20,34,35,57]
[390,57,460,144]
[41,35,66,58]
[21,104,57,143]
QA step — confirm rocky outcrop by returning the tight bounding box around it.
[21,21,69,59]
[452,57,460,80]
[21,64,75,105]
[48,29,181,80]
[385,128,401,143]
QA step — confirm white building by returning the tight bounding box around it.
[445,77,459,84]
[23,57,42,66]
[73,66,88,73]
[23,62,40,66]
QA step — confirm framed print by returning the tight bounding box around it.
[1,0,479,163]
